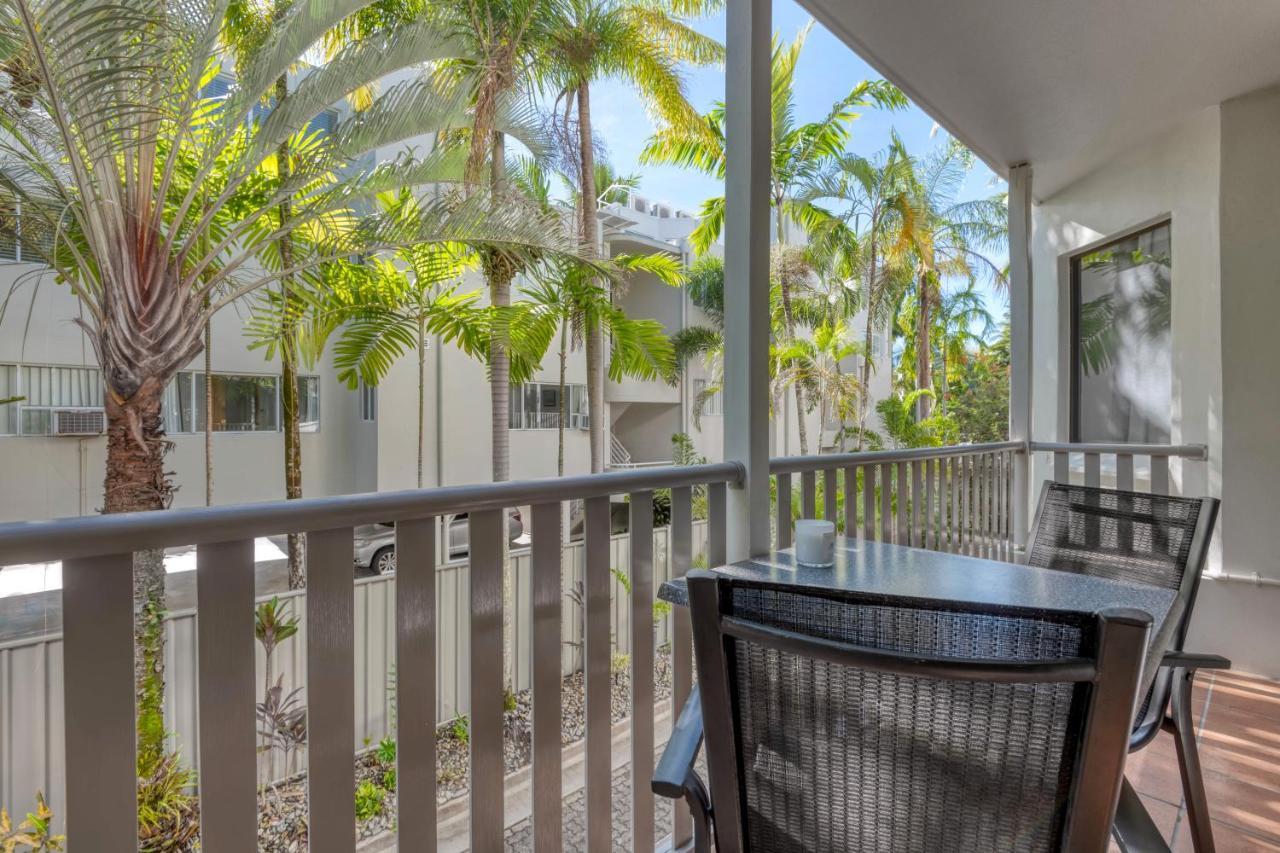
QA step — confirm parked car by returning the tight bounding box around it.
[353,510,524,575]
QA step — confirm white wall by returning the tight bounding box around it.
[0,272,372,521]
[1028,95,1280,677]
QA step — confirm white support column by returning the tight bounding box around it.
[1008,163,1033,552]
[723,0,772,560]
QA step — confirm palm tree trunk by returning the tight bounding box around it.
[940,346,949,415]
[102,381,170,767]
[487,131,512,483]
[417,319,426,489]
[480,130,519,696]
[557,319,568,477]
[577,82,607,474]
[273,76,305,590]
[857,240,879,450]
[915,278,933,421]
[774,198,808,456]
[204,314,212,506]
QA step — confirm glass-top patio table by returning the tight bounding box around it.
[657,536,1181,696]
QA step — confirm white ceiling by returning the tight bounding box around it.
[797,0,1280,197]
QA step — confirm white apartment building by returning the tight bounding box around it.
[0,191,893,525]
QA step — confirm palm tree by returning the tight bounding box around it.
[0,0,585,787]
[523,252,683,474]
[932,284,996,414]
[224,0,428,585]
[332,256,484,488]
[539,0,721,469]
[899,139,1007,419]
[429,0,561,484]
[642,22,905,454]
[771,321,866,451]
[803,139,919,448]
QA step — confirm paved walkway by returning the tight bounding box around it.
[502,760,676,852]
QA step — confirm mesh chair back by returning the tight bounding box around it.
[1027,483,1206,593]
[1027,483,1219,738]
[688,575,1149,853]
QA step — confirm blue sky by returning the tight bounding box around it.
[579,0,1010,323]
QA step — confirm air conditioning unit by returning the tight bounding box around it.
[53,408,106,436]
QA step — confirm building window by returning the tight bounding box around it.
[1070,221,1172,443]
[509,382,588,430]
[359,379,377,422]
[298,375,320,432]
[692,378,722,417]
[162,371,287,433]
[0,364,104,435]
[163,372,319,433]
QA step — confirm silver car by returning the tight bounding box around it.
[353,511,524,575]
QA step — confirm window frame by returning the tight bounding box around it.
[510,381,588,430]
[1067,217,1172,443]
[0,362,105,436]
[359,379,377,423]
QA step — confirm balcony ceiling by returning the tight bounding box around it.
[797,0,1280,197]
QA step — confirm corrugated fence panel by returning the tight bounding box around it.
[0,521,710,817]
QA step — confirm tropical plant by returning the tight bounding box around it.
[522,251,682,475]
[257,676,308,779]
[875,389,958,449]
[803,138,919,447]
[0,0,585,790]
[354,781,387,822]
[896,282,995,414]
[426,0,564,484]
[898,139,1007,418]
[136,752,198,853]
[948,321,1010,444]
[0,794,62,853]
[255,597,300,706]
[540,0,721,469]
[771,321,866,452]
[642,22,904,453]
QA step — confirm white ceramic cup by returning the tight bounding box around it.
[794,519,836,567]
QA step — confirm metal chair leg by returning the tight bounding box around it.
[1169,667,1216,853]
[685,771,713,853]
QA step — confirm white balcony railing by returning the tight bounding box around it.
[0,439,1210,850]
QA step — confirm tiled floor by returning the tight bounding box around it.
[1121,670,1280,851]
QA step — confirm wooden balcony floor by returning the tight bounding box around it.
[486,671,1280,852]
[1117,670,1280,852]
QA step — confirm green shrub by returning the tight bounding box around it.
[354,782,386,823]
[381,768,397,792]
[450,715,469,745]
[377,737,396,765]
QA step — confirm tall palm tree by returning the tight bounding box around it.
[804,138,918,448]
[0,0,585,790]
[539,0,720,471]
[642,22,904,453]
[900,139,1007,419]
[430,0,559,484]
[224,0,427,585]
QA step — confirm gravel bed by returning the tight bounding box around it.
[254,647,674,851]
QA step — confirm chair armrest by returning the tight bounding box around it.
[1162,650,1231,671]
[653,685,704,799]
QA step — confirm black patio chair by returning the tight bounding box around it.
[654,571,1152,852]
[1027,482,1226,852]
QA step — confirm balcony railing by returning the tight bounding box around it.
[0,439,1210,850]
